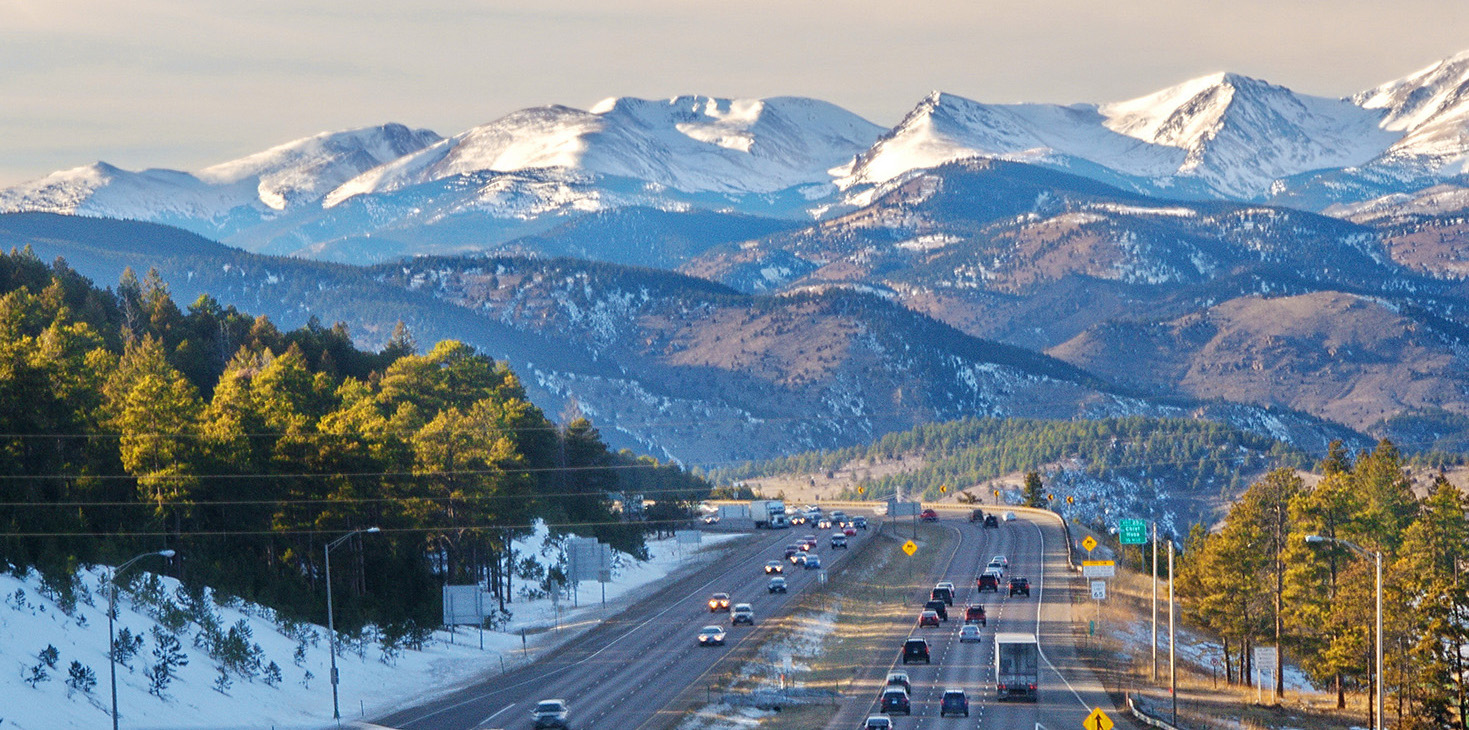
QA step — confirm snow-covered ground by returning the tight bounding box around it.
[1117,619,1315,692]
[0,525,741,729]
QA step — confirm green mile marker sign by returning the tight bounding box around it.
[1119,518,1147,545]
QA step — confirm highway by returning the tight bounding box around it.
[373,509,1131,730]
[374,517,876,730]
[835,510,1134,730]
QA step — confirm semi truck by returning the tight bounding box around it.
[751,500,789,529]
[994,632,1039,702]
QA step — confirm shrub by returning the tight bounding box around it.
[65,661,97,695]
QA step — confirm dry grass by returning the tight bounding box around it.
[1069,526,1381,730]
[734,523,957,728]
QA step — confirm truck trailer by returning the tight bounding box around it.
[994,632,1039,702]
[750,500,789,529]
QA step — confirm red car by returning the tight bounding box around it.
[919,610,941,627]
[843,525,857,536]
[920,509,939,522]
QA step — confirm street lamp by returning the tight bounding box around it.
[1305,534,1382,730]
[325,527,379,722]
[108,549,176,730]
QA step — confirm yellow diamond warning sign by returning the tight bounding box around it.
[902,540,918,556]
[1081,535,1098,553]
[1084,707,1114,730]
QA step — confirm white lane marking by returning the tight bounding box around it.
[395,529,849,727]
[475,704,513,727]
[1031,516,1090,710]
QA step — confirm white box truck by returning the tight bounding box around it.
[751,500,789,529]
[994,632,1039,702]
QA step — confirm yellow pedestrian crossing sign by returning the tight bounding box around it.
[902,540,918,556]
[1082,535,1098,553]
[1084,707,1113,730]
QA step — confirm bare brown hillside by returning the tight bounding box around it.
[1048,291,1469,434]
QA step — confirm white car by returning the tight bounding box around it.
[991,556,1009,568]
[1003,511,1017,522]
[958,624,982,643]
[936,581,956,593]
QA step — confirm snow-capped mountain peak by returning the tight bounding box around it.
[1099,72,1398,197]
[1354,50,1469,174]
[323,95,884,207]
[196,123,441,210]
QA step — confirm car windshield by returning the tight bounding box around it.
[535,701,564,712]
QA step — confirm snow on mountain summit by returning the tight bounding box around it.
[0,123,441,226]
[197,123,441,210]
[838,90,1183,189]
[1355,50,1469,174]
[1100,72,1399,197]
[324,95,884,206]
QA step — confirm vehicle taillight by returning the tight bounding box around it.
[1029,683,1037,690]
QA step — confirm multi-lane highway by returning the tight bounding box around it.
[835,509,1133,729]
[373,508,1131,730]
[374,517,876,730]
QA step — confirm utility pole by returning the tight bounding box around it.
[1169,538,1177,726]
[1152,520,1158,682]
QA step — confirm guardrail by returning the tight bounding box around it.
[1127,692,1181,730]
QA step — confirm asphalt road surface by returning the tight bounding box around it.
[374,518,876,730]
[836,510,1137,730]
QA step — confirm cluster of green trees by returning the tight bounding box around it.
[0,247,709,629]
[1178,440,1467,729]
[707,416,1304,500]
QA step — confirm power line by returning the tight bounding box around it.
[0,516,711,539]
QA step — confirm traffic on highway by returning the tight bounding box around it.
[375,503,1119,730]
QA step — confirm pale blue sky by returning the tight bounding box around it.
[3,0,1467,185]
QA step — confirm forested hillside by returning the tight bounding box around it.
[0,246,708,629]
[1176,442,1467,728]
[708,416,1306,502]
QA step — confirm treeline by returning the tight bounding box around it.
[1177,440,1466,729]
[705,416,1305,499]
[0,247,709,629]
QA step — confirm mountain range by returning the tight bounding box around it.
[6,51,1469,264]
[6,52,1469,463]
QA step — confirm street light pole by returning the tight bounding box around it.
[1305,534,1382,730]
[325,527,379,723]
[108,549,176,730]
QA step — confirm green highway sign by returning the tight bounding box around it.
[1119,518,1147,545]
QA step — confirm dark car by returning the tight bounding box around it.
[531,699,570,729]
[940,689,970,717]
[880,688,911,715]
[931,585,954,606]
[731,603,755,625]
[984,514,999,528]
[978,574,999,592]
[902,638,930,664]
[964,603,988,625]
[1009,577,1031,596]
[923,599,948,621]
[853,516,869,529]
[709,593,731,611]
[804,554,822,570]
[919,508,939,522]
[768,576,788,593]
[831,534,849,548]
[765,561,785,574]
[784,544,801,559]
[969,508,985,522]
[884,670,911,694]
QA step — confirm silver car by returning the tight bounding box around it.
[532,698,569,729]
